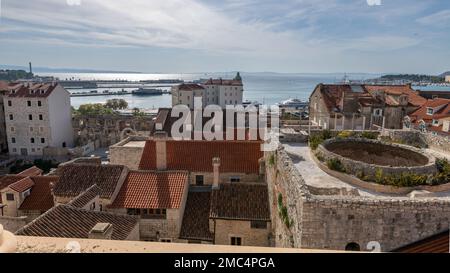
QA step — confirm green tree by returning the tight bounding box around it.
[105,99,128,110]
[77,103,115,115]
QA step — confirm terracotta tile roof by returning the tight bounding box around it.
[210,183,270,221]
[19,176,58,212]
[17,166,43,177]
[409,99,450,123]
[16,205,139,240]
[180,190,213,241]
[178,83,205,91]
[110,171,188,209]
[364,85,426,107]
[53,164,127,199]
[0,176,26,203]
[204,78,243,86]
[139,140,263,173]
[5,82,60,98]
[9,177,35,193]
[68,184,100,208]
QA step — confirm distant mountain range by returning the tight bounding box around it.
[0,64,141,74]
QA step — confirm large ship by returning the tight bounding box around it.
[277,98,308,109]
[132,88,163,96]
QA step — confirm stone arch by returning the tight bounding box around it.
[120,127,136,140]
[345,242,361,251]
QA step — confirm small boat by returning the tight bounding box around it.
[242,100,262,107]
[132,88,163,96]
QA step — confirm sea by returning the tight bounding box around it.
[38,72,450,110]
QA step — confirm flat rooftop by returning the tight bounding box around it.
[283,143,450,199]
[122,141,146,148]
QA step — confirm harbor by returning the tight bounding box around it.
[69,88,170,97]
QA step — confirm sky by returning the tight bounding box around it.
[0,0,449,74]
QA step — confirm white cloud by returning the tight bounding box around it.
[417,10,450,26]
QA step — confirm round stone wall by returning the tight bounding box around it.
[316,138,437,180]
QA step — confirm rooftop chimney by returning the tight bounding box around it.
[154,131,168,170]
[212,157,221,189]
[88,223,113,240]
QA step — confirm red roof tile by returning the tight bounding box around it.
[210,183,271,221]
[0,176,26,203]
[110,171,188,209]
[364,85,426,107]
[6,83,60,98]
[139,140,263,173]
[9,177,35,193]
[17,166,43,177]
[178,83,205,91]
[19,176,58,212]
[410,99,450,123]
[204,78,243,86]
[16,205,139,240]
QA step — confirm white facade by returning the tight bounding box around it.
[172,73,244,109]
[3,83,74,156]
[446,76,450,83]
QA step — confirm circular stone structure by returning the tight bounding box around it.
[316,138,437,179]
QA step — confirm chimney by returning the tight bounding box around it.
[88,223,113,240]
[154,131,167,170]
[212,157,220,189]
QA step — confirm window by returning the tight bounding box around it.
[251,221,267,229]
[27,101,32,107]
[90,202,96,210]
[6,193,14,201]
[10,127,14,132]
[41,138,45,144]
[426,108,434,115]
[11,138,16,144]
[432,120,439,126]
[142,208,167,219]
[230,177,241,183]
[231,237,242,246]
[7,101,11,107]
[28,114,33,121]
[30,138,35,144]
[39,114,43,120]
[160,239,172,243]
[345,242,361,251]
[127,208,141,215]
[12,148,17,153]
[373,108,383,117]
[9,114,13,120]
[31,148,35,152]
[195,175,204,186]
[38,101,42,107]
[62,142,67,148]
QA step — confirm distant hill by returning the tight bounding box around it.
[0,69,33,81]
[0,64,141,74]
[375,74,444,83]
[439,71,450,77]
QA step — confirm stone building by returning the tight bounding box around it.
[108,171,189,242]
[0,167,57,220]
[171,73,244,109]
[73,113,154,150]
[3,82,74,156]
[266,144,450,252]
[409,98,450,136]
[309,84,426,130]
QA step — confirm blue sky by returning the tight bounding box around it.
[0,0,449,74]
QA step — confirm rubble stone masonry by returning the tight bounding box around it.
[266,146,450,251]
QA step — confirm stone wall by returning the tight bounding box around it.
[109,137,147,170]
[0,216,28,232]
[385,129,450,154]
[212,219,271,247]
[316,138,437,180]
[266,145,450,252]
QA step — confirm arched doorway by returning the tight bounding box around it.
[345,242,361,251]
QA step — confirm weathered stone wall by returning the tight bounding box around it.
[212,219,271,247]
[267,145,450,252]
[189,172,261,185]
[0,216,28,232]
[109,137,147,170]
[316,138,437,180]
[385,129,450,154]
